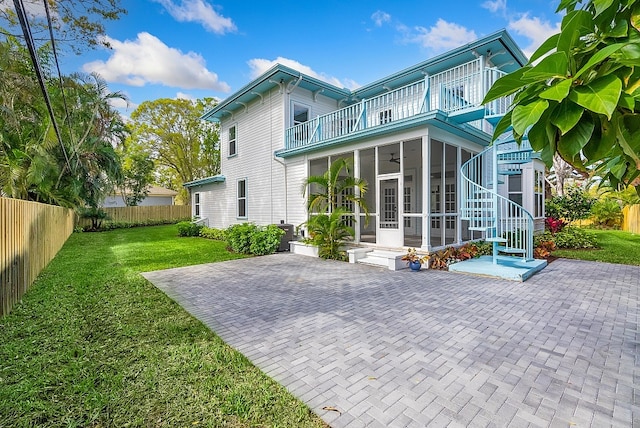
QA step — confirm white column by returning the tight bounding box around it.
[421,131,430,250]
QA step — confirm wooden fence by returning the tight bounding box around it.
[1,198,75,317]
[76,204,191,228]
[623,204,640,234]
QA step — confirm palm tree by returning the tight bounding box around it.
[301,158,369,260]
[302,157,369,217]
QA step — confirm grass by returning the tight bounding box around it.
[553,228,640,265]
[0,225,327,428]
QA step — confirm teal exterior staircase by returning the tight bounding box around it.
[461,137,535,263]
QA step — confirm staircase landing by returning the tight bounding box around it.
[448,255,547,282]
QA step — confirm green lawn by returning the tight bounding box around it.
[0,225,326,428]
[553,228,640,265]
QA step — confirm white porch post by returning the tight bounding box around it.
[354,149,361,243]
[421,132,430,251]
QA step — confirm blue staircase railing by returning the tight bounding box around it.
[461,137,535,263]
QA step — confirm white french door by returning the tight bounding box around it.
[377,175,403,247]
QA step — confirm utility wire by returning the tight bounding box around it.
[12,0,71,169]
[42,0,77,163]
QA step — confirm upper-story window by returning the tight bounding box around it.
[228,125,237,157]
[293,103,309,125]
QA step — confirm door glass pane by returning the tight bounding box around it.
[379,178,398,229]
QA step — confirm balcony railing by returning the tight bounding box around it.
[284,58,510,151]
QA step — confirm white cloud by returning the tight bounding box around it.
[508,13,560,58]
[408,19,477,52]
[371,10,391,27]
[152,0,236,34]
[109,96,131,110]
[175,92,195,100]
[247,57,360,90]
[481,0,507,14]
[83,32,231,92]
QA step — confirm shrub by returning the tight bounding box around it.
[77,207,109,231]
[305,209,354,261]
[226,223,258,254]
[545,187,595,223]
[545,216,567,233]
[225,223,285,255]
[536,227,597,250]
[590,199,623,229]
[200,227,227,241]
[249,225,285,255]
[177,221,203,237]
[534,239,556,259]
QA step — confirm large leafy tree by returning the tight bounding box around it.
[484,0,640,194]
[127,98,220,202]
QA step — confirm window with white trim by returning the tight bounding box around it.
[237,179,247,218]
[194,192,201,217]
[228,125,237,157]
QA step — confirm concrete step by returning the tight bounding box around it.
[356,250,406,271]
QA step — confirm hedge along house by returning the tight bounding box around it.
[185,29,547,280]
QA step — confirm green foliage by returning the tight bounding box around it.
[77,206,109,231]
[303,157,369,217]
[119,149,155,206]
[545,187,596,222]
[127,98,220,204]
[483,0,640,194]
[200,226,228,240]
[249,225,285,256]
[0,36,127,208]
[177,221,203,237]
[226,223,257,254]
[536,227,598,249]
[590,199,624,228]
[305,209,354,260]
[225,223,284,255]
[83,217,190,232]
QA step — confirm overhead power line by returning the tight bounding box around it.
[12,0,71,169]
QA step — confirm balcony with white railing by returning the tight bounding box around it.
[283,58,513,152]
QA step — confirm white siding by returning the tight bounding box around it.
[285,157,308,228]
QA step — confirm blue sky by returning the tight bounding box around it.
[57,0,563,115]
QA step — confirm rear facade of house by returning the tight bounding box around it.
[185,30,545,254]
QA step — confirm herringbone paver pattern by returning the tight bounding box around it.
[143,255,639,427]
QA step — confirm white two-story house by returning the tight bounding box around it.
[185,29,546,276]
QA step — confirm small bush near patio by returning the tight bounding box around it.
[536,227,598,250]
[200,226,227,240]
[0,225,326,427]
[226,222,284,255]
[177,220,203,236]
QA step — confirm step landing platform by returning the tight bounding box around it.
[448,255,547,282]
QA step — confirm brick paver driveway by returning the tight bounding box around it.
[143,254,639,427]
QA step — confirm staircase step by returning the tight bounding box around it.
[486,237,507,243]
[497,245,527,254]
[465,198,494,203]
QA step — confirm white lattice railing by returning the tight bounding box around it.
[284,58,510,150]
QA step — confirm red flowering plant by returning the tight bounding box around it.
[545,217,567,234]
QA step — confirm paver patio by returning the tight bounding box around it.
[142,254,639,427]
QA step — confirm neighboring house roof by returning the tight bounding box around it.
[201,29,527,123]
[183,175,226,188]
[114,185,178,197]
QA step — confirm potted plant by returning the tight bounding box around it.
[401,248,429,271]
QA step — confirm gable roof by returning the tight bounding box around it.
[202,29,527,123]
[202,65,352,122]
